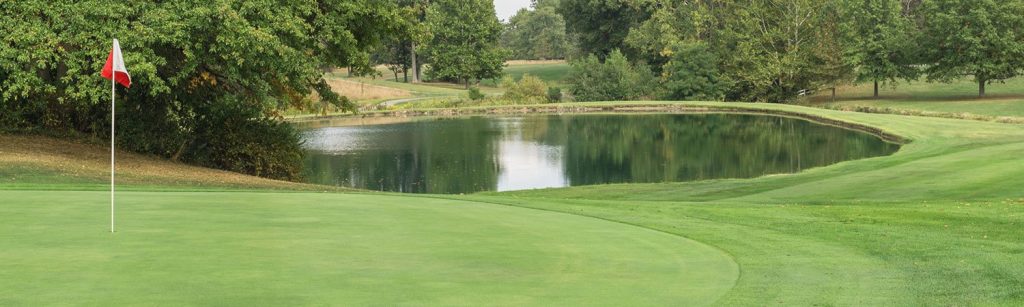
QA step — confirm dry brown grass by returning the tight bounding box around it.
[0,134,330,190]
[326,79,412,101]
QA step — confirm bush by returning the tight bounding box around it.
[566,50,656,101]
[547,87,563,103]
[501,74,548,103]
[468,87,486,100]
[660,43,727,101]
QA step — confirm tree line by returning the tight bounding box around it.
[488,0,1024,102]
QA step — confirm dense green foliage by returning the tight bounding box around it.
[554,0,1024,102]
[566,50,655,101]
[546,86,563,102]
[423,0,506,87]
[660,43,726,101]
[846,0,920,96]
[557,0,650,59]
[502,1,569,60]
[0,1,402,179]
[919,0,1024,96]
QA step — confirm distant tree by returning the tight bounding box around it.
[846,0,920,97]
[566,50,656,101]
[502,5,569,60]
[424,0,506,88]
[660,43,726,101]
[375,39,413,82]
[919,0,1024,96]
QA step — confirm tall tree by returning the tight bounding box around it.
[846,0,920,97]
[502,4,569,60]
[423,0,506,88]
[0,0,404,179]
[375,39,412,82]
[714,0,854,102]
[622,0,704,69]
[558,0,653,59]
[919,0,1024,96]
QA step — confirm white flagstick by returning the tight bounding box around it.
[111,45,116,234]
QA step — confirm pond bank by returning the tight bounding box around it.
[289,102,909,144]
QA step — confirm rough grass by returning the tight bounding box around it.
[814,77,1024,118]
[325,78,412,101]
[0,134,327,191]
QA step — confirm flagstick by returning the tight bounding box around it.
[111,63,116,234]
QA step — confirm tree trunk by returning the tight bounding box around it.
[873,80,879,98]
[394,71,399,82]
[410,41,420,83]
[832,87,836,102]
[404,70,408,83]
[979,78,986,96]
[465,78,471,89]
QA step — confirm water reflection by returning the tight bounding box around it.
[301,114,900,194]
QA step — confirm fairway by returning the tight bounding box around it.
[0,190,737,306]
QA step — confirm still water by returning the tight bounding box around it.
[301,114,900,194]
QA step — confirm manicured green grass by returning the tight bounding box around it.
[0,190,736,305]
[5,101,1024,305]
[488,62,571,86]
[467,102,1024,305]
[818,77,1024,118]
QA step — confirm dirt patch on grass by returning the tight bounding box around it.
[0,134,333,190]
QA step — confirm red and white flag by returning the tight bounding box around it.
[101,39,132,88]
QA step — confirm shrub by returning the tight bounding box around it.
[547,87,563,103]
[468,87,486,100]
[660,43,727,101]
[566,50,656,101]
[501,74,548,103]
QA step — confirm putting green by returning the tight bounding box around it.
[0,190,737,306]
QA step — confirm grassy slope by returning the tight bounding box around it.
[816,77,1024,118]
[5,98,1024,305]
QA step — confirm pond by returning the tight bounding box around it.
[300,114,900,194]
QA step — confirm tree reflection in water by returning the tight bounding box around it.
[302,114,900,194]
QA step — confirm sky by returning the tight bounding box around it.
[494,0,532,22]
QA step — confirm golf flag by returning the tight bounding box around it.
[102,39,130,233]
[101,39,131,88]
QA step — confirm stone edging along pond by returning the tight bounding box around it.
[289,102,909,145]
